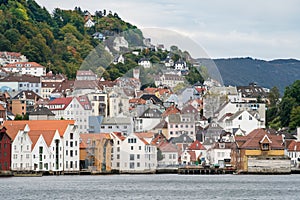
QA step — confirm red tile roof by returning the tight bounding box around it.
[76,96,91,110]
[4,123,26,140]
[188,140,206,150]
[159,142,178,152]
[47,97,73,110]
[162,105,181,117]
[235,128,284,150]
[4,120,75,137]
[129,98,147,105]
[5,62,45,68]
[287,140,300,152]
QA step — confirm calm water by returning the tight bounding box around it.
[1,174,300,200]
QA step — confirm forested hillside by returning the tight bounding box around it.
[0,0,142,78]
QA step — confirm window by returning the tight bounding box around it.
[70,150,73,157]
[238,116,242,120]
[130,154,134,160]
[66,150,68,156]
[66,141,68,146]
[131,146,134,150]
[137,162,140,167]
[130,162,135,169]
[249,116,252,120]
[70,133,73,140]
[137,154,140,159]
[262,143,269,151]
[139,146,141,150]
[70,142,73,147]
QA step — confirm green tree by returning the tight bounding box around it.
[268,86,280,107]
[289,106,300,130]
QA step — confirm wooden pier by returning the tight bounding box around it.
[178,166,236,175]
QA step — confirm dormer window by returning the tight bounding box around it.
[261,143,269,151]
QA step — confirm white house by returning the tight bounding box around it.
[287,127,300,168]
[29,131,52,172]
[84,18,95,27]
[0,74,42,95]
[0,51,28,66]
[2,62,46,77]
[134,107,162,132]
[46,96,92,134]
[157,142,178,166]
[174,59,187,71]
[4,120,79,173]
[110,132,157,173]
[206,142,234,168]
[101,116,133,136]
[222,110,265,135]
[6,123,33,171]
[154,74,185,88]
[138,58,151,68]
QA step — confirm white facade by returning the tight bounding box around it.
[223,110,264,135]
[111,133,157,173]
[3,62,46,77]
[31,134,52,171]
[207,143,232,167]
[63,124,80,172]
[138,59,151,68]
[108,90,130,117]
[49,97,92,134]
[11,125,32,171]
[134,118,161,133]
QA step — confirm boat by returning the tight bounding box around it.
[13,171,43,177]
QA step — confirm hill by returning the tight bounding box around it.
[198,57,300,94]
[0,0,143,78]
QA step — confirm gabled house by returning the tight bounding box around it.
[79,133,112,172]
[188,140,206,163]
[138,58,151,68]
[174,59,187,71]
[234,128,290,174]
[222,110,265,135]
[46,96,92,133]
[287,127,300,168]
[207,142,234,168]
[4,120,79,173]
[110,132,157,173]
[5,123,32,171]
[167,113,196,140]
[134,107,162,132]
[169,133,194,156]
[0,127,11,171]
[11,90,41,117]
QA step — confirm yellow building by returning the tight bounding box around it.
[234,129,290,174]
[79,133,112,173]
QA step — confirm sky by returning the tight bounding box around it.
[35,0,300,60]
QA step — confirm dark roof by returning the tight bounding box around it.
[0,74,40,83]
[169,133,194,144]
[140,94,163,105]
[29,107,55,116]
[237,84,268,98]
[13,90,41,100]
[140,107,162,118]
